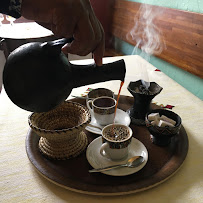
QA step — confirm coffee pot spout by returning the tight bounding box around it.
[71,59,126,88]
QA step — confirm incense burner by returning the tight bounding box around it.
[127,80,163,125]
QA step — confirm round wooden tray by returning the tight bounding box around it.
[26,96,189,196]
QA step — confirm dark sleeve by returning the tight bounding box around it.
[0,0,22,18]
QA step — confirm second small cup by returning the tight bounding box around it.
[87,96,116,126]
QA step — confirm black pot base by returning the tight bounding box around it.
[126,108,146,126]
[150,134,171,147]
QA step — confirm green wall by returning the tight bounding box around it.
[114,0,203,100]
[128,0,203,13]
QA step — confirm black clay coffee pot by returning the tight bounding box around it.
[3,38,126,112]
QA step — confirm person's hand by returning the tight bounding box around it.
[21,0,104,66]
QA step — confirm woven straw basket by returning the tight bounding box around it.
[28,101,90,160]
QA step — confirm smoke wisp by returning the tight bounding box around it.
[126,3,166,89]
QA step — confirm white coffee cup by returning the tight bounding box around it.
[87,96,116,126]
[86,88,114,101]
[100,124,133,160]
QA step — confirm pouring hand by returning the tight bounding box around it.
[21,0,104,66]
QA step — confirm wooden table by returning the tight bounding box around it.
[0,55,202,202]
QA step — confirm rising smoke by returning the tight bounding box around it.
[126,3,166,88]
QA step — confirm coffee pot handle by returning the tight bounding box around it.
[87,100,94,113]
[41,37,74,55]
[48,38,74,47]
[100,143,111,159]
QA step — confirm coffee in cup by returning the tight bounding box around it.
[87,96,116,126]
[100,124,133,160]
[86,88,114,120]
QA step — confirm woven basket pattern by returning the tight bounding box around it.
[39,131,88,160]
[28,101,90,140]
[28,101,90,159]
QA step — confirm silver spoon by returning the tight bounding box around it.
[89,156,144,173]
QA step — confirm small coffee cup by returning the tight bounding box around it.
[86,88,114,119]
[87,96,116,126]
[100,124,133,160]
[87,88,114,101]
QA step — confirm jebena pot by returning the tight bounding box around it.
[3,38,126,112]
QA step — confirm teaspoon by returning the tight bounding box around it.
[89,156,144,173]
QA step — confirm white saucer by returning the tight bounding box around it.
[85,109,131,134]
[86,137,148,176]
